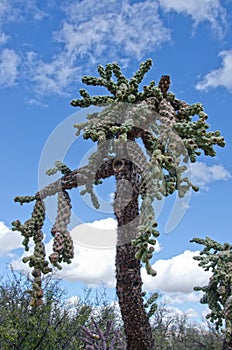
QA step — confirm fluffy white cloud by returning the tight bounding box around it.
[164,305,199,319]
[0,221,22,256]
[142,250,210,293]
[190,161,231,189]
[9,222,210,309]
[8,219,210,298]
[59,0,170,61]
[10,218,208,297]
[0,33,8,45]
[25,0,170,95]
[0,0,228,96]
[25,51,81,96]
[159,0,227,36]
[0,0,46,46]
[0,0,171,95]
[0,0,13,43]
[0,48,21,87]
[196,50,232,91]
[162,291,202,304]
[0,0,46,23]
[10,218,117,287]
[0,1,47,90]
[10,218,161,287]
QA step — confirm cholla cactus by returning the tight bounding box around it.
[13,59,225,349]
[190,237,232,349]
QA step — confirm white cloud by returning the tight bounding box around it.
[25,98,48,107]
[164,305,199,319]
[0,33,8,45]
[57,246,116,288]
[25,51,81,96]
[196,50,232,91]
[10,218,161,287]
[10,218,117,287]
[190,161,231,189]
[162,291,202,304]
[58,0,170,62]
[20,0,46,21]
[0,0,13,42]
[0,48,21,87]
[24,0,170,96]
[0,0,46,23]
[0,1,47,90]
[142,250,211,293]
[0,220,212,303]
[0,0,46,45]
[3,0,170,96]
[159,0,227,36]
[0,221,22,256]
[10,220,209,297]
[6,218,211,319]
[10,236,210,310]
[11,222,205,297]
[0,0,228,96]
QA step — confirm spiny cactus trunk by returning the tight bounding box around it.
[114,161,154,350]
[116,244,154,350]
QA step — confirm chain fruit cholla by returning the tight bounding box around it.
[13,59,225,350]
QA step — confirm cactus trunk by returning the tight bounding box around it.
[114,160,154,350]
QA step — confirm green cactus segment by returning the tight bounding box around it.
[143,292,159,318]
[12,189,74,305]
[12,199,51,306]
[191,237,232,339]
[132,196,159,276]
[46,160,72,176]
[71,59,153,107]
[80,182,100,209]
[14,195,37,205]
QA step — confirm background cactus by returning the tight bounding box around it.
[190,237,232,350]
[13,59,224,349]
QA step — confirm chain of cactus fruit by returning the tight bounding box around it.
[49,189,74,268]
[190,237,232,341]
[12,198,51,306]
[13,59,225,306]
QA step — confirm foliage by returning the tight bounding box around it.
[0,270,224,349]
[0,270,91,349]
[150,301,223,349]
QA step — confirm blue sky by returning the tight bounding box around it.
[0,0,232,322]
